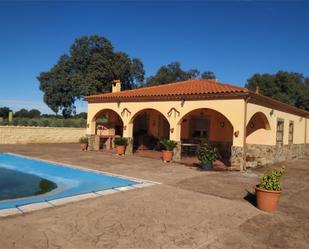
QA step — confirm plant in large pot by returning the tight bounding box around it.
[79,136,88,151]
[160,139,178,162]
[196,144,220,170]
[255,166,285,212]
[114,137,128,155]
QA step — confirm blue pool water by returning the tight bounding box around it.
[0,153,137,210]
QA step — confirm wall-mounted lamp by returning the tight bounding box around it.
[234,131,239,137]
[123,125,127,130]
[170,128,174,133]
[270,109,274,116]
[87,123,90,128]
[181,99,185,107]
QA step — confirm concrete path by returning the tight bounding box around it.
[0,144,308,249]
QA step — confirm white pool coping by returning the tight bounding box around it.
[0,153,160,217]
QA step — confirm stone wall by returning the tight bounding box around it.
[230,146,244,170]
[0,126,85,144]
[245,143,306,168]
[231,143,306,170]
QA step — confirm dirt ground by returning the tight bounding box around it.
[0,144,308,249]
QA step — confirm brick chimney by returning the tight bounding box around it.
[112,80,121,93]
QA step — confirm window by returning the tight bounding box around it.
[276,120,284,146]
[191,118,210,139]
[288,121,294,144]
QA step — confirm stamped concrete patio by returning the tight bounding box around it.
[0,144,308,249]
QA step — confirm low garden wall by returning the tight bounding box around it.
[0,126,86,144]
[231,144,306,169]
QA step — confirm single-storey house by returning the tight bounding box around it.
[85,79,309,170]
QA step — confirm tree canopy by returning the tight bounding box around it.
[246,71,309,110]
[38,35,145,116]
[146,62,216,86]
[0,107,11,119]
[15,108,41,118]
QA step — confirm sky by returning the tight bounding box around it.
[0,1,308,114]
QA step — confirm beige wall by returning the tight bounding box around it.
[307,119,309,145]
[0,126,86,144]
[87,99,308,148]
[247,103,307,145]
[87,99,245,146]
[180,108,233,142]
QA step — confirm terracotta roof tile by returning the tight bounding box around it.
[85,79,248,102]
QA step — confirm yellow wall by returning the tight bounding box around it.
[87,99,308,148]
[247,103,306,145]
[180,108,233,142]
[0,126,85,144]
[87,99,245,146]
[306,119,309,144]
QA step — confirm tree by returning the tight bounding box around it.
[15,108,29,118]
[75,112,87,119]
[38,35,145,115]
[146,62,215,86]
[246,71,309,110]
[146,62,197,86]
[0,107,11,119]
[201,71,216,80]
[28,109,41,118]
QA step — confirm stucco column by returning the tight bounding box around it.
[170,122,181,161]
[86,119,97,150]
[123,120,133,155]
[230,103,246,170]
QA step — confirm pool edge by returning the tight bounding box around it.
[0,153,160,217]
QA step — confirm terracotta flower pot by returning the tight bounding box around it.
[80,143,88,151]
[255,186,282,212]
[115,145,126,155]
[162,150,173,162]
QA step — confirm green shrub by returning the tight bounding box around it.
[160,139,177,151]
[79,136,88,144]
[19,118,29,126]
[114,137,128,146]
[0,117,87,128]
[40,118,50,127]
[258,167,285,191]
[28,119,38,126]
[196,144,220,163]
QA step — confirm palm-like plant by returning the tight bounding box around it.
[160,139,177,151]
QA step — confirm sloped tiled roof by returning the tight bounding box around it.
[85,78,309,117]
[85,79,248,102]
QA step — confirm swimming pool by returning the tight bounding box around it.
[0,167,57,201]
[0,153,140,210]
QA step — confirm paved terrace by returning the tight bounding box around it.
[0,144,308,249]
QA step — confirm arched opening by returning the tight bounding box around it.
[179,108,234,166]
[92,109,123,151]
[246,112,271,144]
[131,109,170,156]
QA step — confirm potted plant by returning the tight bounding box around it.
[114,137,128,155]
[196,144,220,170]
[160,139,178,162]
[255,166,285,212]
[79,136,88,151]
